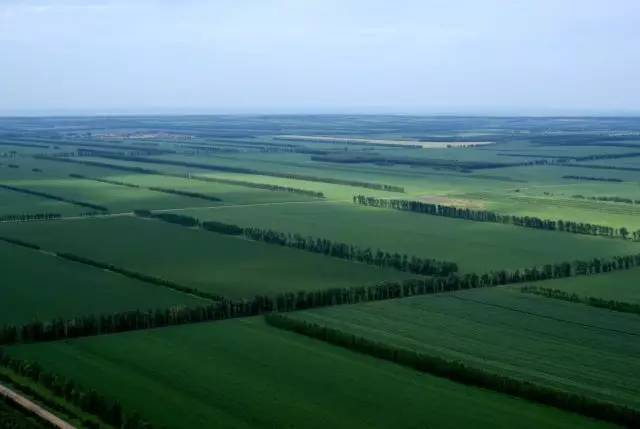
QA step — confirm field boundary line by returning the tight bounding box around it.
[443,294,640,337]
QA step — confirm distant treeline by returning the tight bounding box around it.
[70,173,140,188]
[310,153,517,171]
[265,313,639,427]
[6,136,174,154]
[136,210,457,276]
[0,213,61,223]
[69,173,223,202]
[0,141,49,149]
[353,195,638,240]
[520,285,640,316]
[0,184,108,212]
[573,194,640,205]
[39,156,325,198]
[562,175,623,183]
[79,153,406,192]
[0,352,155,429]
[563,163,640,173]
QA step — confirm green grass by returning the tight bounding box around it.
[0,216,411,299]
[286,287,640,409]
[0,188,82,217]
[0,240,206,325]
[517,267,640,303]
[179,201,640,273]
[4,317,614,429]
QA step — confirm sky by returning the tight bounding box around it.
[1,0,639,115]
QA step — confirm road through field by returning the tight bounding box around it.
[0,383,76,429]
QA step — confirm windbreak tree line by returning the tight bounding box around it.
[265,313,640,428]
[0,184,108,212]
[354,195,638,240]
[0,213,61,223]
[76,153,406,192]
[0,352,155,429]
[520,285,640,315]
[136,211,458,276]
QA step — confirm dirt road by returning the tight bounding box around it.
[0,383,76,429]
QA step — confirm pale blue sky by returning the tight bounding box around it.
[1,0,639,115]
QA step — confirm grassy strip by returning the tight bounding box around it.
[83,153,406,192]
[0,184,108,212]
[137,211,458,276]
[265,312,640,427]
[520,285,640,315]
[354,195,637,240]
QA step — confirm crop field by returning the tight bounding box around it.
[1,116,640,428]
[0,240,206,325]
[286,287,640,409]
[3,318,614,429]
[0,216,411,299]
[518,267,640,303]
[179,202,639,273]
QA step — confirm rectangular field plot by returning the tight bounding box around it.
[0,241,206,325]
[0,187,83,217]
[287,287,640,409]
[0,216,411,299]
[179,202,640,273]
[519,267,640,303]
[4,318,612,429]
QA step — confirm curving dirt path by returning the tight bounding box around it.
[0,383,76,429]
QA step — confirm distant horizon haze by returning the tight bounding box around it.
[1,0,639,116]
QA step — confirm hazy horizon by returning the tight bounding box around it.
[2,0,639,116]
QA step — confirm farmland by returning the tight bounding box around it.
[0,216,412,299]
[283,287,640,409]
[1,115,640,428]
[3,318,615,429]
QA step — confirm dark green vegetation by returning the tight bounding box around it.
[0,216,411,300]
[2,318,615,429]
[2,116,640,427]
[0,397,49,429]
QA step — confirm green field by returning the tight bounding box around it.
[286,287,640,409]
[0,216,411,299]
[180,201,640,273]
[3,318,614,429]
[2,116,640,428]
[519,267,640,303]
[0,240,206,325]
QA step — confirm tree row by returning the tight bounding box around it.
[0,213,61,223]
[265,313,639,427]
[0,184,108,212]
[354,195,638,240]
[136,211,458,276]
[0,352,154,429]
[520,285,640,316]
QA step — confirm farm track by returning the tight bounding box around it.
[0,383,76,429]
